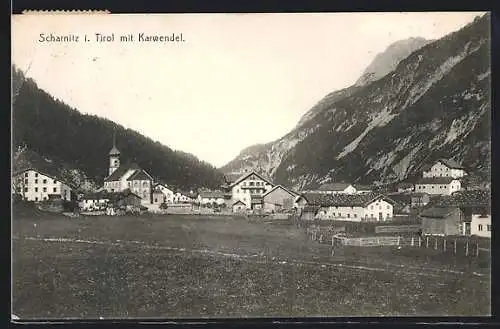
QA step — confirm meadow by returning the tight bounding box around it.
[12,209,491,319]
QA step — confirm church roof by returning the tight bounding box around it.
[104,163,141,182]
[109,146,121,155]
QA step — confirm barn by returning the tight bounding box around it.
[262,185,298,213]
[419,206,462,236]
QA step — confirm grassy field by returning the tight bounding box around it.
[12,209,491,319]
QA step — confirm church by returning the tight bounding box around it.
[102,139,154,204]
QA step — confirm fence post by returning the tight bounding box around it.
[397,236,401,246]
[332,236,334,246]
[465,240,469,256]
[454,239,457,254]
[434,237,438,250]
[443,239,446,252]
[411,237,414,247]
[418,236,421,247]
[476,243,479,257]
[426,237,429,248]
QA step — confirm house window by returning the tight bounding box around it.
[34,179,38,184]
[347,214,350,218]
[24,187,28,192]
[35,173,38,177]
[24,173,28,177]
[354,214,357,218]
[35,187,38,192]
[35,197,38,201]
[24,179,28,184]
[386,205,390,210]
[154,198,158,203]
[143,181,148,187]
[478,224,483,231]
[43,187,47,192]
[487,225,491,232]
[43,179,47,184]
[53,187,57,192]
[43,197,47,201]
[54,180,57,184]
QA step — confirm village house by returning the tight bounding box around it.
[419,207,462,236]
[152,188,167,205]
[262,185,300,213]
[197,190,225,206]
[414,177,461,195]
[221,171,275,209]
[431,189,491,238]
[422,159,467,179]
[103,142,154,203]
[12,168,74,202]
[79,192,110,211]
[297,192,396,222]
[313,182,357,195]
[153,183,175,204]
[232,200,246,213]
[173,190,197,203]
[396,182,415,193]
[387,193,412,214]
[411,192,430,208]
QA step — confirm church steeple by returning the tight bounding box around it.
[109,128,120,176]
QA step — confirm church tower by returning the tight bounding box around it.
[109,129,120,176]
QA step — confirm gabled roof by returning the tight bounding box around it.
[126,169,153,181]
[224,173,243,184]
[232,200,246,206]
[104,163,141,182]
[387,193,413,205]
[300,192,396,208]
[416,177,458,185]
[419,206,457,219]
[397,182,415,188]
[317,182,354,191]
[436,158,465,170]
[230,171,274,187]
[431,189,491,208]
[13,167,75,189]
[262,185,298,198]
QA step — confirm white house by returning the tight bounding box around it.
[102,142,154,203]
[79,192,110,211]
[173,191,196,203]
[313,183,357,195]
[422,159,467,179]
[415,177,462,195]
[222,171,275,209]
[198,190,225,206]
[469,214,491,238]
[153,183,175,203]
[300,192,395,222]
[12,168,73,202]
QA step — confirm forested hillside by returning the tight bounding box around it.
[12,67,224,191]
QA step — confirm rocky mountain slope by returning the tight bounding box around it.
[354,37,432,87]
[221,14,491,191]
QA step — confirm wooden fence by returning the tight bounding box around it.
[307,230,490,258]
[374,225,421,234]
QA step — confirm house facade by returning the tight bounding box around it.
[223,171,275,209]
[397,182,415,193]
[262,185,299,213]
[301,193,395,222]
[153,184,175,203]
[12,169,73,202]
[410,193,430,208]
[419,207,462,236]
[422,159,467,179]
[470,214,491,238]
[415,177,461,195]
[102,143,154,203]
[232,200,246,212]
[198,190,225,206]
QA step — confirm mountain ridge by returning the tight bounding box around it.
[221,14,491,191]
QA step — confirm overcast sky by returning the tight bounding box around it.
[12,12,485,167]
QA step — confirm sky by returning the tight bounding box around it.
[12,12,485,168]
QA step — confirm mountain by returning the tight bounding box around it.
[354,37,432,87]
[12,67,224,191]
[221,14,491,191]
